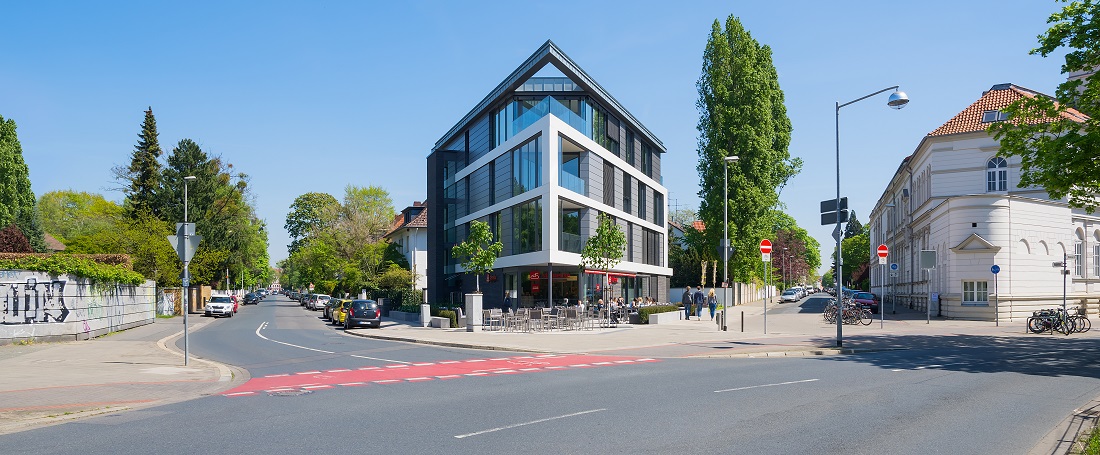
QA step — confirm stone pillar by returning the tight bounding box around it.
[465,293,483,332]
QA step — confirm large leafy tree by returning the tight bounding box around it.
[696,16,801,283]
[0,114,45,252]
[37,190,123,243]
[990,0,1100,211]
[285,192,340,255]
[117,108,163,218]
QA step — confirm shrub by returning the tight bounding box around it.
[636,305,682,324]
[438,309,458,328]
[0,254,144,285]
[0,225,32,253]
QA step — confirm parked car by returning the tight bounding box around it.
[308,294,330,311]
[329,299,351,325]
[205,294,235,318]
[344,299,381,329]
[323,298,343,321]
[299,293,312,306]
[243,292,260,305]
[780,289,800,302]
[852,291,880,314]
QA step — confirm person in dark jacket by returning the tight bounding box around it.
[681,286,692,320]
[693,286,706,318]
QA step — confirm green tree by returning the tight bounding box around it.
[117,108,163,218]
[843,212,864,240]
[581,212,627,290]
[285,192,340,254]
[37,190,123,243]
[0,114,45,252]
[696,16,801,284]
[451,220,503,293]
[990,0,1100,211]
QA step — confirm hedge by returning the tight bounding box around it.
[635,305,682,324]
[0,254,144,285]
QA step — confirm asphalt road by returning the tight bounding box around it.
[2,294,1098,454]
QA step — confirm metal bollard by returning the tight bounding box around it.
[741,310,744,332]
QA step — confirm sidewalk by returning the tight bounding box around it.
[0,317,247,435]
[345,295,1066,358]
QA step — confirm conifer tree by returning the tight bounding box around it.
[122,107,163,218]
[0,114,45,251]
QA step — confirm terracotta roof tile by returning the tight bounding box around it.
[928,83,1089,137]
[384,204,428,238]
[691,220,705,231]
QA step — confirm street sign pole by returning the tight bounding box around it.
[760,239,772,335]
[876,244,888,329]
[991,264,1000,326]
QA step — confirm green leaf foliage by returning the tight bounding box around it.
[0,254,144,285]
[0,114,45,252]
[581,213,626,274]
[451,220,503,292]
[989,0,1100,212]
[696,16,801,283]
[37,190,123,244]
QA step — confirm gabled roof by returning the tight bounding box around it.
[691,220,706,231]
[950,233,1001,254]
[43,233,65,252]
[928,83,1089,137]
[432,40,665,153]
[384,204,428,239]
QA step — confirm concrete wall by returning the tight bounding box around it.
[0,271,156,345]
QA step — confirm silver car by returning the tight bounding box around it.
[205,295,235,317]
[780,289,800,303]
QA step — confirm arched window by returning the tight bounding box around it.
[1075,230,1085,277]
[987,157,1007,192]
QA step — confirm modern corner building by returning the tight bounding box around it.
[426,41,672,309]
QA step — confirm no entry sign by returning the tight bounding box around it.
[760,239,773,254]
[877,244,889,258]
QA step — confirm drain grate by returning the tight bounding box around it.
[269,389,312,397]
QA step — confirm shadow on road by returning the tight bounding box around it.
[808,332,1100,379]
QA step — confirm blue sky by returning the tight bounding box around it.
[1,1,1070,272]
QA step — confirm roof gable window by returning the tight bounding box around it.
[981,110,1010,123]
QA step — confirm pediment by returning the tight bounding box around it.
[950,233,1001,253]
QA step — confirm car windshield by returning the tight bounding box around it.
[783,290,796,295]
[352,300,376,311]
[211,296,232,303]
[854,292,873,300]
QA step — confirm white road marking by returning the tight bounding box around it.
[454,409,607,439]
[254,322,411,364]
[225,392,255,396]
[714,379,819,393]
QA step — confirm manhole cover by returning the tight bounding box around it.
[269,389,312,397]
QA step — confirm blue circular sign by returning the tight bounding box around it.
[991,265,1001,274]
[889,263,898,271]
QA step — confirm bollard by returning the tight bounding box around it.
[741,310,744,332]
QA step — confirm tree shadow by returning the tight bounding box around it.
[806,332,1100,379]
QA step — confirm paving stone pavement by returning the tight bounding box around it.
[0,317,247,435]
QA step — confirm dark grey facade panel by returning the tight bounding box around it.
[633,136,642,172]
[580,206,594,241]
[494,152,512,204]
[468,165,492,214]
[468,115,492,163]
[586,153,603,203]
[632,222,643,263]
[645,186,655,225]
[652,150,661,180]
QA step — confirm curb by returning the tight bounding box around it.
[155,319,251,387]
[689,347,908,358]
[1029,396,1100,455]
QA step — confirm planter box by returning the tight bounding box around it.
[648,310,684,325]
[430,316,450,328]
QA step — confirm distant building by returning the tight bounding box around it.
[426,41,672,308]
[43,234,65,253]
[868,83,1093,320]
[383,202,428,292]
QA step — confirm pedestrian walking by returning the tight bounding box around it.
[693,286,705,319]
[681,287,692,320]
[707,288,718,321]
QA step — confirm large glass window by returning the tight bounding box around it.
[962,281,989,303]
[626,131,635,166]
[560,204,581,253]
[641,144,653,177]
[1094,242,1100,278]
[987,157,1007,192]
[643,228,662,266]
[560,138,584,195]
[654,192,664,226]
[638,184,646,220]
[512,198,542,254]
[512,138,541,196]
[623,173,632,214]
[1076,234,1085,277]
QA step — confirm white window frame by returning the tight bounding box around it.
[986,157,1007,192]
[962,280,989,305]
[1076,239,1085,277]
[1093,243,1100,278]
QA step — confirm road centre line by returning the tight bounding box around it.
[254,322,411,364]
[454,409,607,439]
[714,379,819,393]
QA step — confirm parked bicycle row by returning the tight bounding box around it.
[822,298,873,326]
[1027,307,1091,335]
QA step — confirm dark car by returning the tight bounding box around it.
[852,291,880,314]
[243,292,260,305]
[344,299,381,329]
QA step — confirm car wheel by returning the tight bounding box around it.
[372,322,380,329]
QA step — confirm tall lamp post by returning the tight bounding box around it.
[182,175,196,365]
[723,155,739,330]
[834,87,908,347]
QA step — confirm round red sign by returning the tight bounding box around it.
[877,244,889,258]
[759,239,773,254]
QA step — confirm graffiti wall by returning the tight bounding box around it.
[0,270,155,344]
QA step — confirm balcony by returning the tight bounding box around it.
[560,171,585,195]
[512,96,590,140]
[560,232,583,253]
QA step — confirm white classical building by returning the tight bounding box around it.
[868,83,1094,321]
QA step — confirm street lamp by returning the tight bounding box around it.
[834,87,908,348]
[182,175,196,366]
[723,155,739,330]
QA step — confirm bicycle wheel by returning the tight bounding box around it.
[1028,317,1046,334]
[860,309,872,325]
[1079,316,1092,333]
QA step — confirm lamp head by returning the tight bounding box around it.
[184,175,197,181]
[724,156,739,163]
[887,90,909,110]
